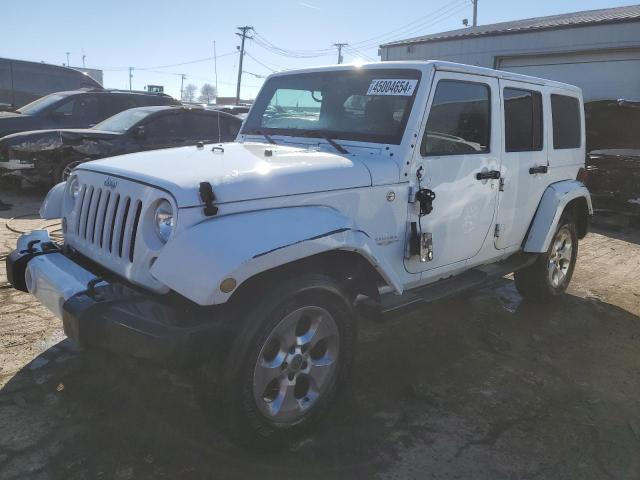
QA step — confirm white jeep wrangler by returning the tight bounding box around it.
[7,61,592,443]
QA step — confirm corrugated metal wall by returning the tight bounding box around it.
[380,22,640,101]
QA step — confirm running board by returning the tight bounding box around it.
[358,253,537,321]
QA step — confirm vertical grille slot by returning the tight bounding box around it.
[81,186,94,240]
[87,188,102,243]
[129,201,143,262]
[108,194,121,253]
[98,191,111,248]
[118,198,132,258]
[75,186,87,236]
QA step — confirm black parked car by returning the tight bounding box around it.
[0,88,179,138]
[585,99,640,214]
[0,105,242,186]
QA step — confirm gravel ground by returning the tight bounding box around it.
[1,188,639,480]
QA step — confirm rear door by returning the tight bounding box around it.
[405,71,501,274]
[494,81,548,250]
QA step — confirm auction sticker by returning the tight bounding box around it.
[367,79,418,96]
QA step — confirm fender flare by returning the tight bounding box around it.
[39,182,66,219]
[150,206,403,306]
[523,180,593,253]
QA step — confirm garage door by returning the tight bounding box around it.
[498,49,640,102]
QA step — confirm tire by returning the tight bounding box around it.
[514,213,578,301]
[198,274,356,446]
[53,159,85,185]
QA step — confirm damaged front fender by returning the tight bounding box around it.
[150,206,403,306]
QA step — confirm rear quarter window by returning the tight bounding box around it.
[551,94,581,149]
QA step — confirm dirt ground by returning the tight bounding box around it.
[1,187,640,480]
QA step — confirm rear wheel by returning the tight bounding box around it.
[515,214,578,301]
[199,274,356,446]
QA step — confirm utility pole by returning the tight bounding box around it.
[66,52,70,66]
[472,0,478,26]
[129,67,134,91]
[235,26,253,105]
[213,40,219,100]
[180,74,186,101]
[333,42,348,64]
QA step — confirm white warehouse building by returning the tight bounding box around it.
[379,5,640,102]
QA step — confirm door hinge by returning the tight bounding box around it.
[494,224,503,238]
[498,178,505,192]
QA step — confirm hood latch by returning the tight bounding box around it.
[199,182,218,216]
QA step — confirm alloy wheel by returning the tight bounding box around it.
[252,305,340,424]
[548,225,573,288]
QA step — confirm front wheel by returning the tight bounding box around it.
[54,159,85,184]
[200,274,356,446]
[515,214,578,301]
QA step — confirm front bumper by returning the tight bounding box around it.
[6,231,230,367]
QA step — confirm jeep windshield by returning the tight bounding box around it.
[242,68,421,145]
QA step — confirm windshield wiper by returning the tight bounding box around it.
[246,129,276,145]
[320,134,349,154]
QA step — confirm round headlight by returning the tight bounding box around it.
[154,200,175,244]
[68,175,81,201]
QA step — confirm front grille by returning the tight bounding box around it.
[64,170,172,293]
[72,184,143,264]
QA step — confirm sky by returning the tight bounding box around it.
[3,0,635,100]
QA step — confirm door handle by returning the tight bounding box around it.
[476,170,501,180]
[529,165,548,175]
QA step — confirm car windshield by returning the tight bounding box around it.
[242,68,421,145]
[92,108,159,133]
[15,93,70,115]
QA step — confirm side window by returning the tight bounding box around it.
[52,95,100,122]
[186,112,219,141]
[145,113,191,139]
[551,94,581,149]
[504,88,543,152]
[102,95,138,118]
[421,80,491,156]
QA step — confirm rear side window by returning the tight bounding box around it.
[551,94,581,149]
[504,88,543,152]
[421,80,491,156]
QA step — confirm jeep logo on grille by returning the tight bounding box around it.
[103,177,118,189]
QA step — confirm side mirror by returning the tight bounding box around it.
[134,125,146,138]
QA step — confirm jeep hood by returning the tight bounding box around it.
[78,142,373,207]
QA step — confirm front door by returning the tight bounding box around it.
[404,72,501,274]
[494,81,548,250]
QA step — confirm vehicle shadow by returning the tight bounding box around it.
[591,211,640,245]
[1,282,640,479]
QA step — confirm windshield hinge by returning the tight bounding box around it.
[494,224,502,238]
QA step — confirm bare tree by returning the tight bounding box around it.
[182,84,197,102]
[198,83,217,104]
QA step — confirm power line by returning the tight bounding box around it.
[250,0,468,58]
[244,50,277,72]
[350,0,470,50]
[343,45,376,62]
[349,0,466,48]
